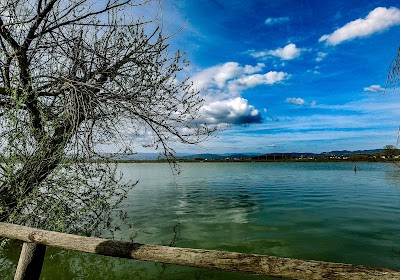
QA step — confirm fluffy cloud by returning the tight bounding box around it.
[265,16,290,25]
[250,44,302,60]
[268,43,302,60]
[249,51,268,58]
[192,62,241,89]
[192,62,287,96]
[319,7,400,45]
[192,62,266,90]
[191,62,289,125]
[364,85,385,92]
[284,98,317,107]
[202,97,262,124]
[244,63,266,74]
[228,71,288,94]
[285,97,306,105]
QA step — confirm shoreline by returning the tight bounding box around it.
[105,158,399,163]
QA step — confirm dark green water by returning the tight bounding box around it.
[2,162,400,279]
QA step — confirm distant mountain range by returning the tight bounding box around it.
[181,149,385,160]
[320,149,384,156]
[119,149,385,160]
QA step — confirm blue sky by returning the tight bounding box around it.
[157,0,400,154]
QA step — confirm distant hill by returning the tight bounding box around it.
[324,149,384,156]
[253,149,385,160]
[180,153,225,160]
[107,149,386,161]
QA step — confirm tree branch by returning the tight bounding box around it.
[34,0,134,37]
[23,0,59,49]
[0,17,20,51]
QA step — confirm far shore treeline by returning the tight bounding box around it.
[97,148,400,163]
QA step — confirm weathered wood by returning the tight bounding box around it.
[14,242,46,280]
[1,222,400,280]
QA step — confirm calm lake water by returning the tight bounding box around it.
[2,162,400,279]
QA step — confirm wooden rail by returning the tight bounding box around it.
[1,222,400,280]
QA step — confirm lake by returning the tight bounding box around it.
[2,162,400,279]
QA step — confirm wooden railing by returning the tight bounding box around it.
[1,222,400,280]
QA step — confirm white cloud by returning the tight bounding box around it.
[268,43,302,60]
[190,62,289,125]
[319,7,400,45]
[285,97,306,105]
[310,100,317,107]
[249,43,302,60]
[192,62,288,96]
[192,62,266,90]
[364,84,385,92]
[315,52,328,62]
[244,63,266,74]
[228,71,288,94]
[202,97,262,124]
[213,62,245,88]
[192,62,241,89]
[249,51,268,58]
[265,16,290,25]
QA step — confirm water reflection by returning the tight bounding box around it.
[385,163,400,187]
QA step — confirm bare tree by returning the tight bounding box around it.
[387,47,400,90]
[383,144,399,158]
[0,0,213,235]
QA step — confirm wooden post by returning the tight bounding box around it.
[14,242,46,280]
[2,222,400,280]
